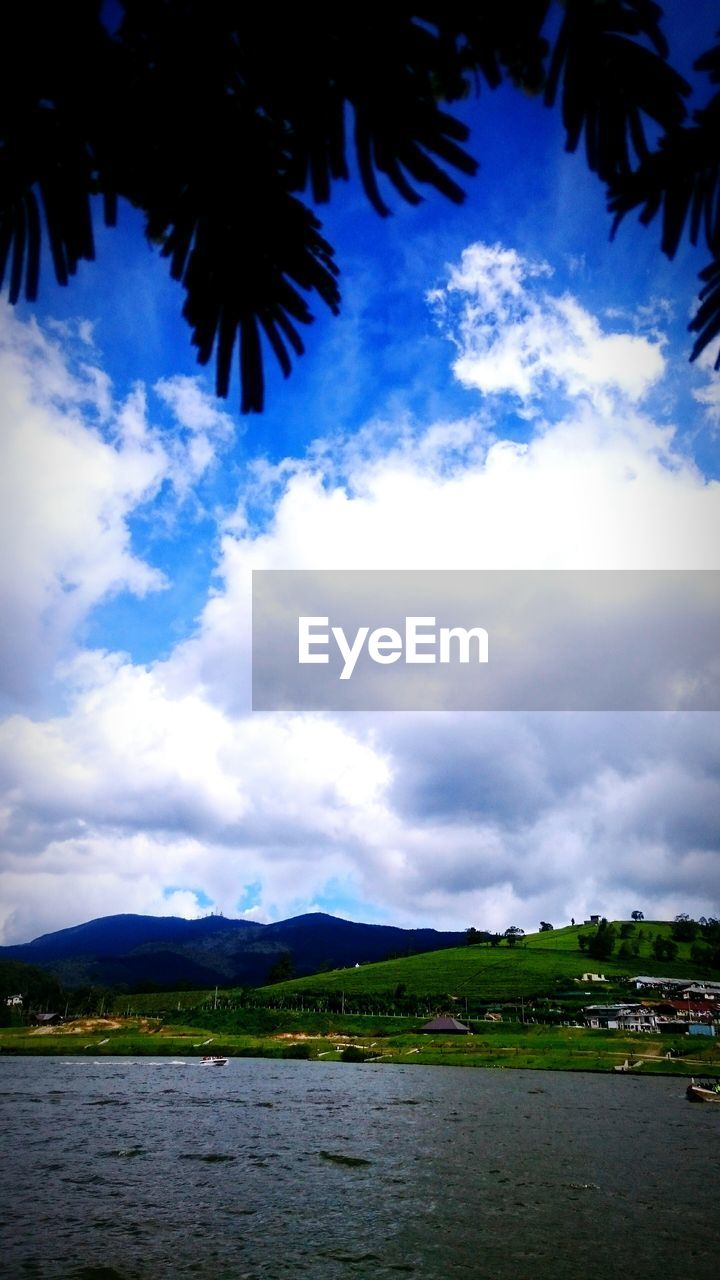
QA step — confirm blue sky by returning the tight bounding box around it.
[1,6,719,942]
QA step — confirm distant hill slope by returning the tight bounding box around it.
[0,912,464,989]
[253,921,720,1003]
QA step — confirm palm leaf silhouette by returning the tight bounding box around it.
[609,34,720,368]
[1,3,715,408]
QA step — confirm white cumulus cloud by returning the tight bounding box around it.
[429,242,666,408]
[0,305,237,708]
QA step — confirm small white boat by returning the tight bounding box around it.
[201,1055,228,1067]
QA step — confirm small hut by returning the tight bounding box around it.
[419,1015,471,1034]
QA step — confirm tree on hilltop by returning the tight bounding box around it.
[504,926,525,947]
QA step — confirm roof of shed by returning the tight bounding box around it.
[420,1015,471,1033]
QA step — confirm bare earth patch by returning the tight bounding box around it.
[272,1032,323,1041]
[31,1017,121,1036]
[29,1017,158,1036]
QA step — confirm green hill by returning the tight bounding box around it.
[250,920,718,1004]
[112,919,720,1019]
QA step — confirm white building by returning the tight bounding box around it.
[584,1004,658,1032]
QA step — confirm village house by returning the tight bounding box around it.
[584,1004,658,1032]
[631,975,686,992]
[657,999,716,1021]
[631,975,720,995]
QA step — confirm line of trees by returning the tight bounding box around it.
[465,926,526,947]
[574,915,720,966]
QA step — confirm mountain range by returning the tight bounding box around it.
[0,912,465,990]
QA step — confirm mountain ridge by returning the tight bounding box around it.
[0,910,466,989]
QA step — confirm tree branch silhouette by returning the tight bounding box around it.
[1,2,716,412]
[609,30,720,369]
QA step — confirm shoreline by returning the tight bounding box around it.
[1,1017,717,1079]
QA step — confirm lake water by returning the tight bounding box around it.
[1,1057,717,1279]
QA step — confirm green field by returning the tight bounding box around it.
[1,1015,718,1079]
[252,920,716,1002]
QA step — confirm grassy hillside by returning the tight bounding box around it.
[254,920,717,1002]
[523,921,691,953]
[117,921,720,1015]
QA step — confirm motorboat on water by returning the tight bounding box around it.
[201,1055,229,1066]
[686,1077,720,1102]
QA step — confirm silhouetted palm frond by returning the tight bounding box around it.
[608,109,720,257]
[544,0,689,181]
[169,189,340,414]
[690,259,720,371]
[448,1,551,94]
[0,191,40,303]
[0,5,112,300]
[107,4,484,404]
[1,3,717,410]
[608,34,720,366]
